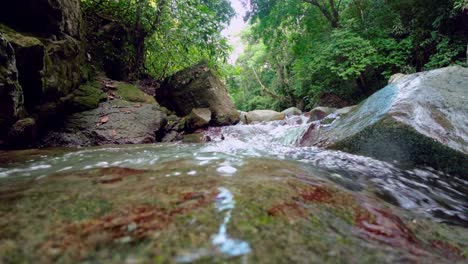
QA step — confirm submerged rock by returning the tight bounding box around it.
[43,100,166,147]
[156,61,239,126]
[246,110,285,124]
[0,149,466,263]
[300,66,468,175]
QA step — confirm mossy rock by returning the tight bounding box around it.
[70,81,106,111]
[115,82,155,104]
[0,24,43,48]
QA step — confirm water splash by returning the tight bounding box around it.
[211,187,251,256]
[175,188,251,263]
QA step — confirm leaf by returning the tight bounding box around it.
[97,116,109,126]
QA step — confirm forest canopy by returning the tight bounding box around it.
[228,0,468,111]
[81,0,235,79]
[81,0,468,111]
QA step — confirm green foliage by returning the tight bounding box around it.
[227,0,468,111]
[81,0,234,79]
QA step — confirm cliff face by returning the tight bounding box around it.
[0,0,89,147]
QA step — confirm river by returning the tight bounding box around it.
[0,115,466,263]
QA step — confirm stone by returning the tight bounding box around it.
[42,100,167,147]
[8,118,37,147]
[0,33,24,140]
[282,107,302,117]
[0,25,46,113]
[238,111,248,124]
[388,73,408,84]
[156,61,239,126]
[308,107,336,122]
[182,133,211,143]
[185,108,212,132]
[0,0,87,149]
[70,81,106,112]
[245,110,285,124]
[300,66,468,175]
[115,82,155,104]
[334,106,357,116]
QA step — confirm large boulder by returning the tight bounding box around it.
[246,110,285,124]
[0,0,88,148]
[156,62,239,126]
[300,66,468,175]
[282,107,302,117]
[42,100,167,147]
[0,33,24,141]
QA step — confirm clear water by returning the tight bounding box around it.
[1,115,467,230]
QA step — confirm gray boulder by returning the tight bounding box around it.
[282,107,302,117]
[300,66,468,175]
[43,100,167,147]
[308,107,336,122]
[238,110,248,124]
[246,110,285,124]
[185,108,211,132]
[156,61,239,126]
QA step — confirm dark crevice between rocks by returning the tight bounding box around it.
[14,44,45,113]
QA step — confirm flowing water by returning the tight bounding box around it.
[0,116,467,263]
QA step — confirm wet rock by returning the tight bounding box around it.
[246,110,285,124]
[308,107,336,122]
[300,66,468,175]
[185,108,212,132]
[156,61,239,126]
[282,107,302,117]
[0,153,466,263]
[334,105,357,116]
[42,100,167,147]
[182,133,211,143]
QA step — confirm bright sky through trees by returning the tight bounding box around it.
[222,0,248,64]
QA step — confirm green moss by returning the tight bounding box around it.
[71,81,106,111]
[0,24,43,47]
[58,198,112,221]
[116,82,155,104]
